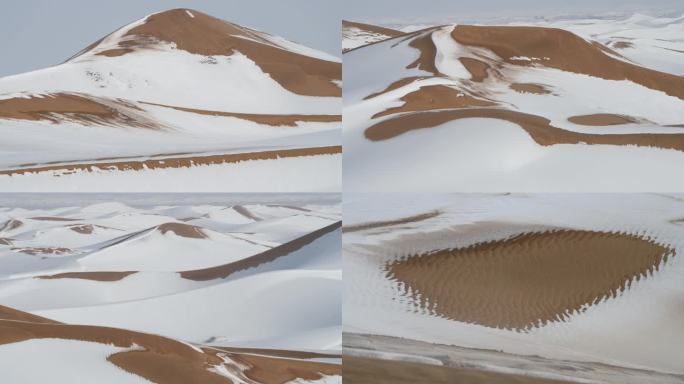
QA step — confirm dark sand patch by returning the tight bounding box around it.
[29,216,80,222]
[344,355,575,384]
[0,93,159,128]
[0,219,22,232]
[343,211,441,233]
[232,205,262,221]
[568,114,638,126]
[180,221,340,281]
[12,247,72,255]
[0,238,13,245]
[93,9,340,97]
[372,85,495,119]
[386,229,674,330]
[0,146,342,176]
[451,25,684,100]
[510,83,552,95]
[139,101,340,126]
[364,108,684,152]
[612,41,634,49]
[211,346,340,360]
[69,224,94,234]
[460,57,490,82]
[37,271,136,282]
[157,222,208,239]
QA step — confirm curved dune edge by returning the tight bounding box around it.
[372,85,495,119]
[180,221,341,281]
[0,305,341,384]
[0,93,160,128]
[364,109,684,152]
[0,145,342,176]
[157,222,208,239]
[344,355,574,384]
[85,9,340,97]
[138,101,341,126]
[406,30,441,75]
[386,229,675,330]
[343,211,441,233]
[232,205,263,221]
[451,25,684,101]
[342,21,403,40]
[568,114,638,126]
[459,57,490,82]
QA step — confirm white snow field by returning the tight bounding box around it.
[0,8,341,192]
[343,13,684,192]
[0,193,342,383]
[343,193,684,382]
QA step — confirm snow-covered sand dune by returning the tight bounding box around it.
[343,14,684,191]
[0,8,341,191]
[0,194,342,383]
[344,194,684,382]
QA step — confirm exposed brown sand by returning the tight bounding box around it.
[407,32,441,75]
[0,219,22,232]
[0,93,159,128]
[510,83,552,95]
[29,216,80,222]
[0,319,229,384]
[372,85,495,119]
[225,351,340,384]
[0,145,342,176]
[69,224,94,234]
[37,271,136,282]
[364,108,684,152]
[342,211,441,233]
[386,229,674,330]
[139,101,341,126]
[180,221,341,281]
[451,25,684,100]
[94,9,340,97]
[0,238,12,245]
[460,57,490,82]
[0,305,61,324]
[568,113,638,126]
[612,41,634,49]
[12,247,72,255]
[157,222,208,239]
[232,205,262,221]
[344,355,575,384]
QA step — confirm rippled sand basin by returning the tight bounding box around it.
[386,229,673,330]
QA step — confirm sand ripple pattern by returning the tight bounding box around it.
[386,230,675,330]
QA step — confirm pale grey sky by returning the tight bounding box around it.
[0,0,340,77]
[343,0,684,26]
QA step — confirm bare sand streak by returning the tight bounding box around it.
[364,109,684,152]
[386,229,674,330]
[0,146,341,176]
[180,221,341,281]
[342,211,441,233]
